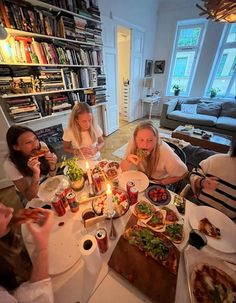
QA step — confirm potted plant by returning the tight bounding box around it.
[60,157,85,191]
[173,84,181,96]
[209,88,220,98]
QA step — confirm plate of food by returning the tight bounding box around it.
[134,200,155,220]
[188,205,236,253]
[145,185,171,206]
[184,245,236,303]
[118,170,149,192]
[92,187,129,218]
[38,175,70,201]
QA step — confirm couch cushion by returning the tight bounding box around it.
[168,110,217,126]
[197,102,222,117]
[220,101,236,118]
[175,98,201,110]
[216,116,236,131]
[181,104,197,114]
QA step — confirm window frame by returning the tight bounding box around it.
[205,24,236,99]
[166,19,207,97]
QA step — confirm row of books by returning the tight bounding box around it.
[0,0,101,39]
[0,36,102,66]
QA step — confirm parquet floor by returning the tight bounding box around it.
[0,117,161,210]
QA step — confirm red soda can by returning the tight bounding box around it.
[126,181,135,195]
[129,186,138,205]
[56,189,68,208]
[51,196,66,216]
[95,228,108,253]
[66,191,79,213]
[93,173,102,193]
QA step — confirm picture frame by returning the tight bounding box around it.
[154,60,165,74]
[144,60,153,77]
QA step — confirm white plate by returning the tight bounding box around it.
[38,175,70,201]
[22,198,83,275]
[118,170,149,192]
[188,205,236,253]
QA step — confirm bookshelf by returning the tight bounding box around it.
[0,0,107,127]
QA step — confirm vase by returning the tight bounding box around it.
[174,90,180,96]
[70,177,85,191]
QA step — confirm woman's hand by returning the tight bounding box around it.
[26,209,54,251]
[44,152,57,171]
[127,154,140,166]
[27,157,41,176]
[201,177,219,192]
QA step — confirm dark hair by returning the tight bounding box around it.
[6,125,50,177]
[230,138,236,157]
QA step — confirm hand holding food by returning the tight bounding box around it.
[27,157,41,175]
[127,154,140,166]
[33,146,50,157]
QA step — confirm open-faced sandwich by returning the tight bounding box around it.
[9,208,45,227]
[123,225,179,274]
[162,207,179,224]
[33,146,49,157]
[199,217,221,239]
[191,263,236,303]
[135,200,155,220]
[146,209,166,229]
[136,148,150,160]
[163,223,184,244]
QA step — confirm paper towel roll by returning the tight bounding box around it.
[79,234,102,274]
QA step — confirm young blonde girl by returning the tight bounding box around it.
[63,102,104,160]
[120,121,187,185]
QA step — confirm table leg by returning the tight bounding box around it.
[149,102,153,120]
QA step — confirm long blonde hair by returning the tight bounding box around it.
[131,121,161,178]
[69,102,97,146]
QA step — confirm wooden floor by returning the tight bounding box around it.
[0,117,161,210]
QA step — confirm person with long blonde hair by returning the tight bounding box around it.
[63,102,104,160]
[120,121,187,185]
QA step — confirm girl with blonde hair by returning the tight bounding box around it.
[120,121,187,185]
[63,102,104,160]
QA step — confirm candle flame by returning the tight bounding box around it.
[106,183,111,194]
[85,161,89,169]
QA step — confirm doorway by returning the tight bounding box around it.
[117,26,131,127]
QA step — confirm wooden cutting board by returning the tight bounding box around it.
[108,215,180,303]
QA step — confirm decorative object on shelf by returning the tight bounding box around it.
[173,84,181,96]
[196,0,236,23]
[60,156,85,191]
[154,60,165,74]
[209,87,220,98]
[144,77,155,97]
[144,60,153,77]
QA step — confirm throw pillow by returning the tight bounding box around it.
[175,98,201,110]
[197,102,221,117]
[220,101,236,118]
[181,104,197,114]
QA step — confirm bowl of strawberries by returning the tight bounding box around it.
[145,185,171,206]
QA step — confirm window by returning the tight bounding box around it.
[166,19,206,96]
[205,23,236,99]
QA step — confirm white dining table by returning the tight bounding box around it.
[22,174,236,303]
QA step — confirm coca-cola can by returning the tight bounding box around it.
[126,181,135,195]
[93,173,102,193]
[129,186,138,205]
[51,196,66,216]
[95,228,108,253]
[56,188,69,208]
[66,191,79,213]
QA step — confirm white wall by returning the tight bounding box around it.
[154,0,225,100]
[99,0,160,74]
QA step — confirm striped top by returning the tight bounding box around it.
[190,154,236,222]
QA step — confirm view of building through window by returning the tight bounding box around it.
[167,20,206,96]
[206,23,236,98]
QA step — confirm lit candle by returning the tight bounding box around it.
[106,183,113,215]
[85,161,92,185]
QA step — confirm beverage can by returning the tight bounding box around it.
[51,196,66,216]
[126,181,135,195]
[93,173,102,194]
[56,188,69,208]
[129,186,138,205]
[66,191,79,213]
[95,228,108,253]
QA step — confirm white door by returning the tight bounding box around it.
[129,29,144,122]
[102,17,119,136]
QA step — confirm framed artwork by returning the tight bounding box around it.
[154,60,165,74]
[144,60,153,77]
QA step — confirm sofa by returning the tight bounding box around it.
[160,98,236,138]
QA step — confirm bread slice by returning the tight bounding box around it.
[199,217,221,239]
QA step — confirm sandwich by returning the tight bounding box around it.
[9,208,45,227]
[33,147,49,157]
[136,148,150,160]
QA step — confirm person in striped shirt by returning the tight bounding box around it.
[190,139,236,221]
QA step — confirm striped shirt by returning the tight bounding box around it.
[190,154,236,221]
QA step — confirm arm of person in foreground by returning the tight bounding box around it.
[13,209,54,303]
[190,168,219,196]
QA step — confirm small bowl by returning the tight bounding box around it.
[188,229,207,250]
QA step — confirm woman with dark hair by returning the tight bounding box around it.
[4,125,58,204]
[190,139,236,221]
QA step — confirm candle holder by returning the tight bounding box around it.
[88,183,95,197]
[108,211,117,240]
